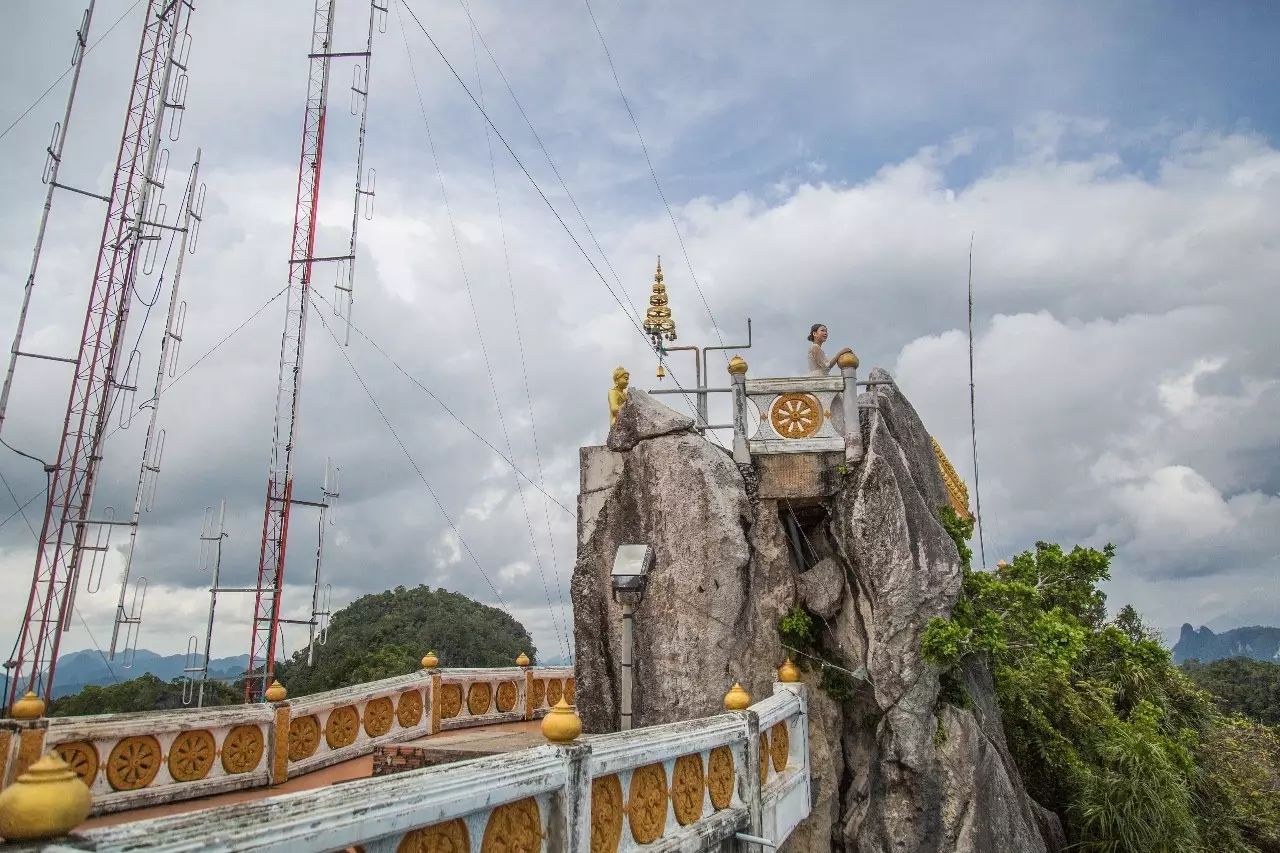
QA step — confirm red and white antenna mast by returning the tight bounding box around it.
[7,0,195,707]
[245,0,381,701]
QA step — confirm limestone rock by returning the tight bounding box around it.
[797,557,845,621]
[606,388,695,452]
[573,368,1060,852]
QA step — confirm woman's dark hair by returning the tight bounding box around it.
[808,323,825,343]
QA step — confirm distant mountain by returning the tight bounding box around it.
[49,649,250,698]
[1172,624,1280,665]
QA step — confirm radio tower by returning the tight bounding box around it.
[6,0,195,706]
[245,0,381,701]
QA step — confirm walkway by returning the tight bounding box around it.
[82,719,540,830]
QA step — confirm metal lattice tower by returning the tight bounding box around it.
[7,0,195,707]
[246,0,380,701]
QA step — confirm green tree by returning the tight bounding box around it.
[48,673,240,716]
[922,520,1280,853]
[274,584,536,697]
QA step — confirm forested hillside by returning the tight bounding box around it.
[273,584,536,696]
[48,673,240,716]
[46,585,536,714]
[1181,657,1280,727]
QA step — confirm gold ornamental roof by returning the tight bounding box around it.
[931,437,972,520]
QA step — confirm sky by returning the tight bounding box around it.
[0,1,1277,683]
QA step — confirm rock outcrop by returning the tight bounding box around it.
[573,368,1063,852]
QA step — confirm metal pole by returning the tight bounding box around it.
[661,344,701,431]
[0,1,97,434]
[620,601,634,731]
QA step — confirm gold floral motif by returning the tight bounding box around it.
[326,705,360,749]
[167,729,215,782]
[289,715,321,761]
[706,746,734,810]
[565,679,575,704]
[546,679,563,706]
[364,697,394,737]
[440,684,463,719]
[398,818,470,853]
[495,681,518,713]
[670,753,705,826]
[106,735,161,791]
[480,796,542,853]
[530,679,546,709]
[770,721,789,771]
[758,731,770,784]
[590,774,623,853]
[397,690,424,728]
[54,741,98,788]
[467,682,493,716]
[769,393,823,438]
[626,763,668,845]
[221,725,264,774]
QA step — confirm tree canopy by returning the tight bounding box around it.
[1181,657,1280,727]
[48,672,240,717]
[273,584,536,696]
[922,508,1280,853]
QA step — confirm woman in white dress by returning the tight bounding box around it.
[807,323,853,376]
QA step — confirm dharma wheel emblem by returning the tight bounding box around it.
[769,393,822,438]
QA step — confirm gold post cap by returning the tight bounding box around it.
[516,652,531,667]
[541,698,582,743]
[264,680,288,702]
[778,657,802,683]
[0,752,92,841]
[727,355,748,375]
[10,691,45,720]
[723,682,751,711]
[422,652,439,669]
[836,350,860,369]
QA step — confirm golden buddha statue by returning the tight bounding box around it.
[609,366,630,426]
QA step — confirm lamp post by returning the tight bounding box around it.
[611,544,652,731]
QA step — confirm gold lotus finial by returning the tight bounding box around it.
[541,698,582,743]
[723,682,751,710]
[264,680,288,702]
[10,691,45,720]
[0,752,92,840]
[422,651,439,669]
[516,651,531,667]
[778,657,801,683]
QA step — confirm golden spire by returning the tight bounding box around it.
[643,256,676,345]
[931,437,972,520]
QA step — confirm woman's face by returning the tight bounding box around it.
[814,326,828,344]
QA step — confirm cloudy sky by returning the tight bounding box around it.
[0,1,1276,682]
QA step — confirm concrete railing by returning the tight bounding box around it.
[728,354,874,465]
[0,664,574,816]
[21,682,810,853]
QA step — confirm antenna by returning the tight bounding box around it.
[334,1,386,344]
[307,459,340,665]
[109,151,206,661]
[184,499,227,707]
[244,0,378,702]
[0,2,97,433]
[7,0,197,706]
[967,234,987,570]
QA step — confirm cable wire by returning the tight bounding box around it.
[460,4,571,658]
[449,0,641,325]
[396,0,720,444]
[0,0,146,144]
[581,0,725,353]
[310,287,574,518]
[308,292,510,611]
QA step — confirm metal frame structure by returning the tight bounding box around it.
[108,151,206,663]
[7,0,195,707]
[246,0,379,701]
